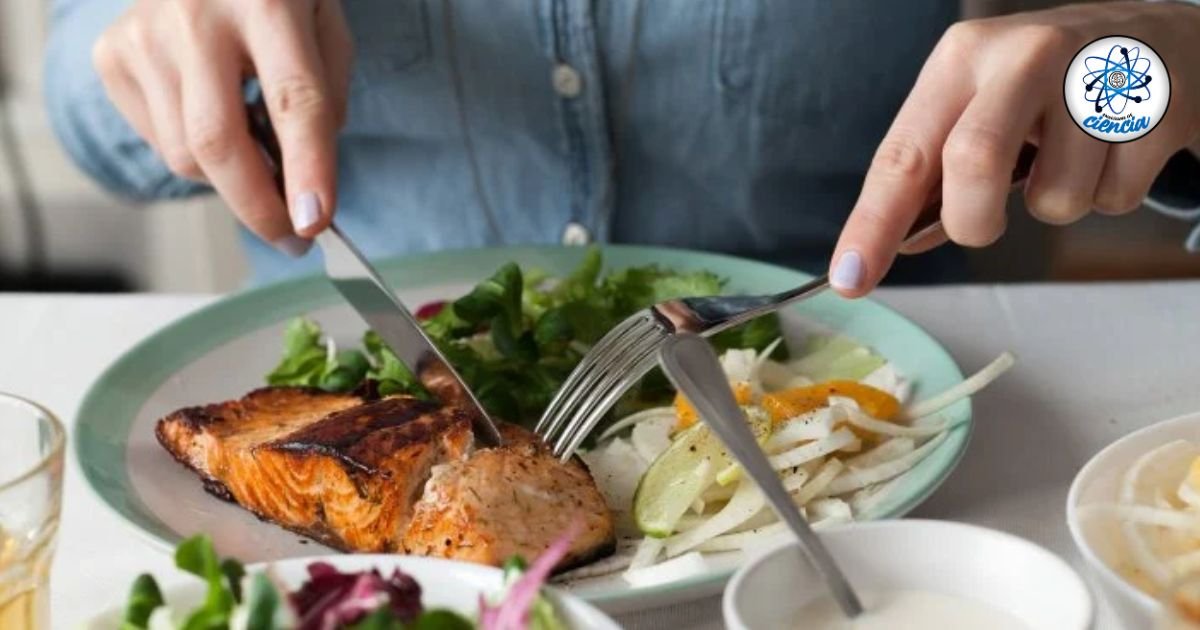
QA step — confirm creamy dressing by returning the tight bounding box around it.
[794,590,1030,630]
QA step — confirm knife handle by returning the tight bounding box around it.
[245,92,287,197]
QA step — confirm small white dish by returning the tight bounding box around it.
[84,554,620,629]
[723,519,1092,630]
[1066,410,1200,629]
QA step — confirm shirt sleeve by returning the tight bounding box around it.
[43,0,208,201]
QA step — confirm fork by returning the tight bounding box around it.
[536,144,1038,460]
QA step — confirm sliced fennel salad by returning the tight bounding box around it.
[576,333,1015,583]
[1078,440,1200,597]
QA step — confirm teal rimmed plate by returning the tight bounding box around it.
[75,245,969,615]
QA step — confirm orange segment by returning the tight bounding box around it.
[674,382,753,430]
[761,380,899,424]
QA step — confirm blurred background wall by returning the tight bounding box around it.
[0,0,247,292]
[0,0,1196,293]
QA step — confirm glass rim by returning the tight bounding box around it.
[0,391,66,493]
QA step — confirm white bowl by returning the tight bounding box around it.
[1066,410,1200,629]
[723,520,1092,630]
[84,554,620,629]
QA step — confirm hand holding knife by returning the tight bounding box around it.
[245,94,503,447]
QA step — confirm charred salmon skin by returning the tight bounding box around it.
[155,387,615,569]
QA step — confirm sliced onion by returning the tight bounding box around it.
[696,514,850,553]
[1078,504,1200,532]
[808,498,851,522]
[782,469,811,493]
[597,407,676,443]
[902,352,1015,420]
[631,416,674,463]
[720,348,758,384]
[846,438,915,469]
[768,428,858,472]
[665,478,766,558]
[794,458,844,506]
[765,409,835,452]
[622,552,710,587]
[626,537,665,571]
[841,406,950,438]
[822,432,948,497]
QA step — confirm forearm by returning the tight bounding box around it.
[44,0,207,200]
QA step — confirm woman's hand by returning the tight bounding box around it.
[829,2,1200,296]
[92,0,353,255]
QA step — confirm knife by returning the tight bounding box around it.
[245,93,503,447]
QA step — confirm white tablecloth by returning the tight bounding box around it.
[4,283,1200,629]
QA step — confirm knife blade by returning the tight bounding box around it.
[242,91,502,446]
[316,226,503,447]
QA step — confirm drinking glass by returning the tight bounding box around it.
[0,393,64,630]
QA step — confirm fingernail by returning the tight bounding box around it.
[291,192,321,232]
[830,250,864,291]
[273,235,313,258]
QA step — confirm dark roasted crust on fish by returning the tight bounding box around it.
[155,387,616,569]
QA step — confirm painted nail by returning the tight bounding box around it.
[291,192,321,232]
[273,235,313,258]
[830,250,864,291]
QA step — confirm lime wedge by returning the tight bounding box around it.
[633,410,772,537]
[633,422,725,538]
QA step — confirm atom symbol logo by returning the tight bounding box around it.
[1083,45,1152,115]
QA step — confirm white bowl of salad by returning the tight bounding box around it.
[85,533,620,630]
[1067,410,1200,629]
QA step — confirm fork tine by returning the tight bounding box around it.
[541,320,661,444]
[554,338,664,459]
[537,315,659,442]
[535,315,644,435]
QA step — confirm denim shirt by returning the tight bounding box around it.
[46,0,983,285]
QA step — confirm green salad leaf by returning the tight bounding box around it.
[121,573,165,629]
[175,535,240,630]
[264,247,785,431]
[243,573,283,630]
[363,331,429,398]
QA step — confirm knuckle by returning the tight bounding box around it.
[266,77,329,119]
[1017,24,1072,58]
[122,19,153,55]
[91,34,121,76]
[943,126,1008,181]
[1093,186,1146,215]
[1025,187,1089,225]
[872,136,930,180]
[171,0,204,21]
[187,119,236,164]
[940,21,987,57]
[945,214,1006,248]
[162,147,201,178]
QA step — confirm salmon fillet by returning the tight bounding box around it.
[402,424,616,570]
[155,387,615,569]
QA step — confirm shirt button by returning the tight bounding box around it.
[561,222,591,245]
[552,63,583,98]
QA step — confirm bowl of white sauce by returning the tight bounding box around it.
[723,519,1092,630]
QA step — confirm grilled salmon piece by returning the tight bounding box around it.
[156,387,616,570]
[402,425,616,571]
[156,387,475,552]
